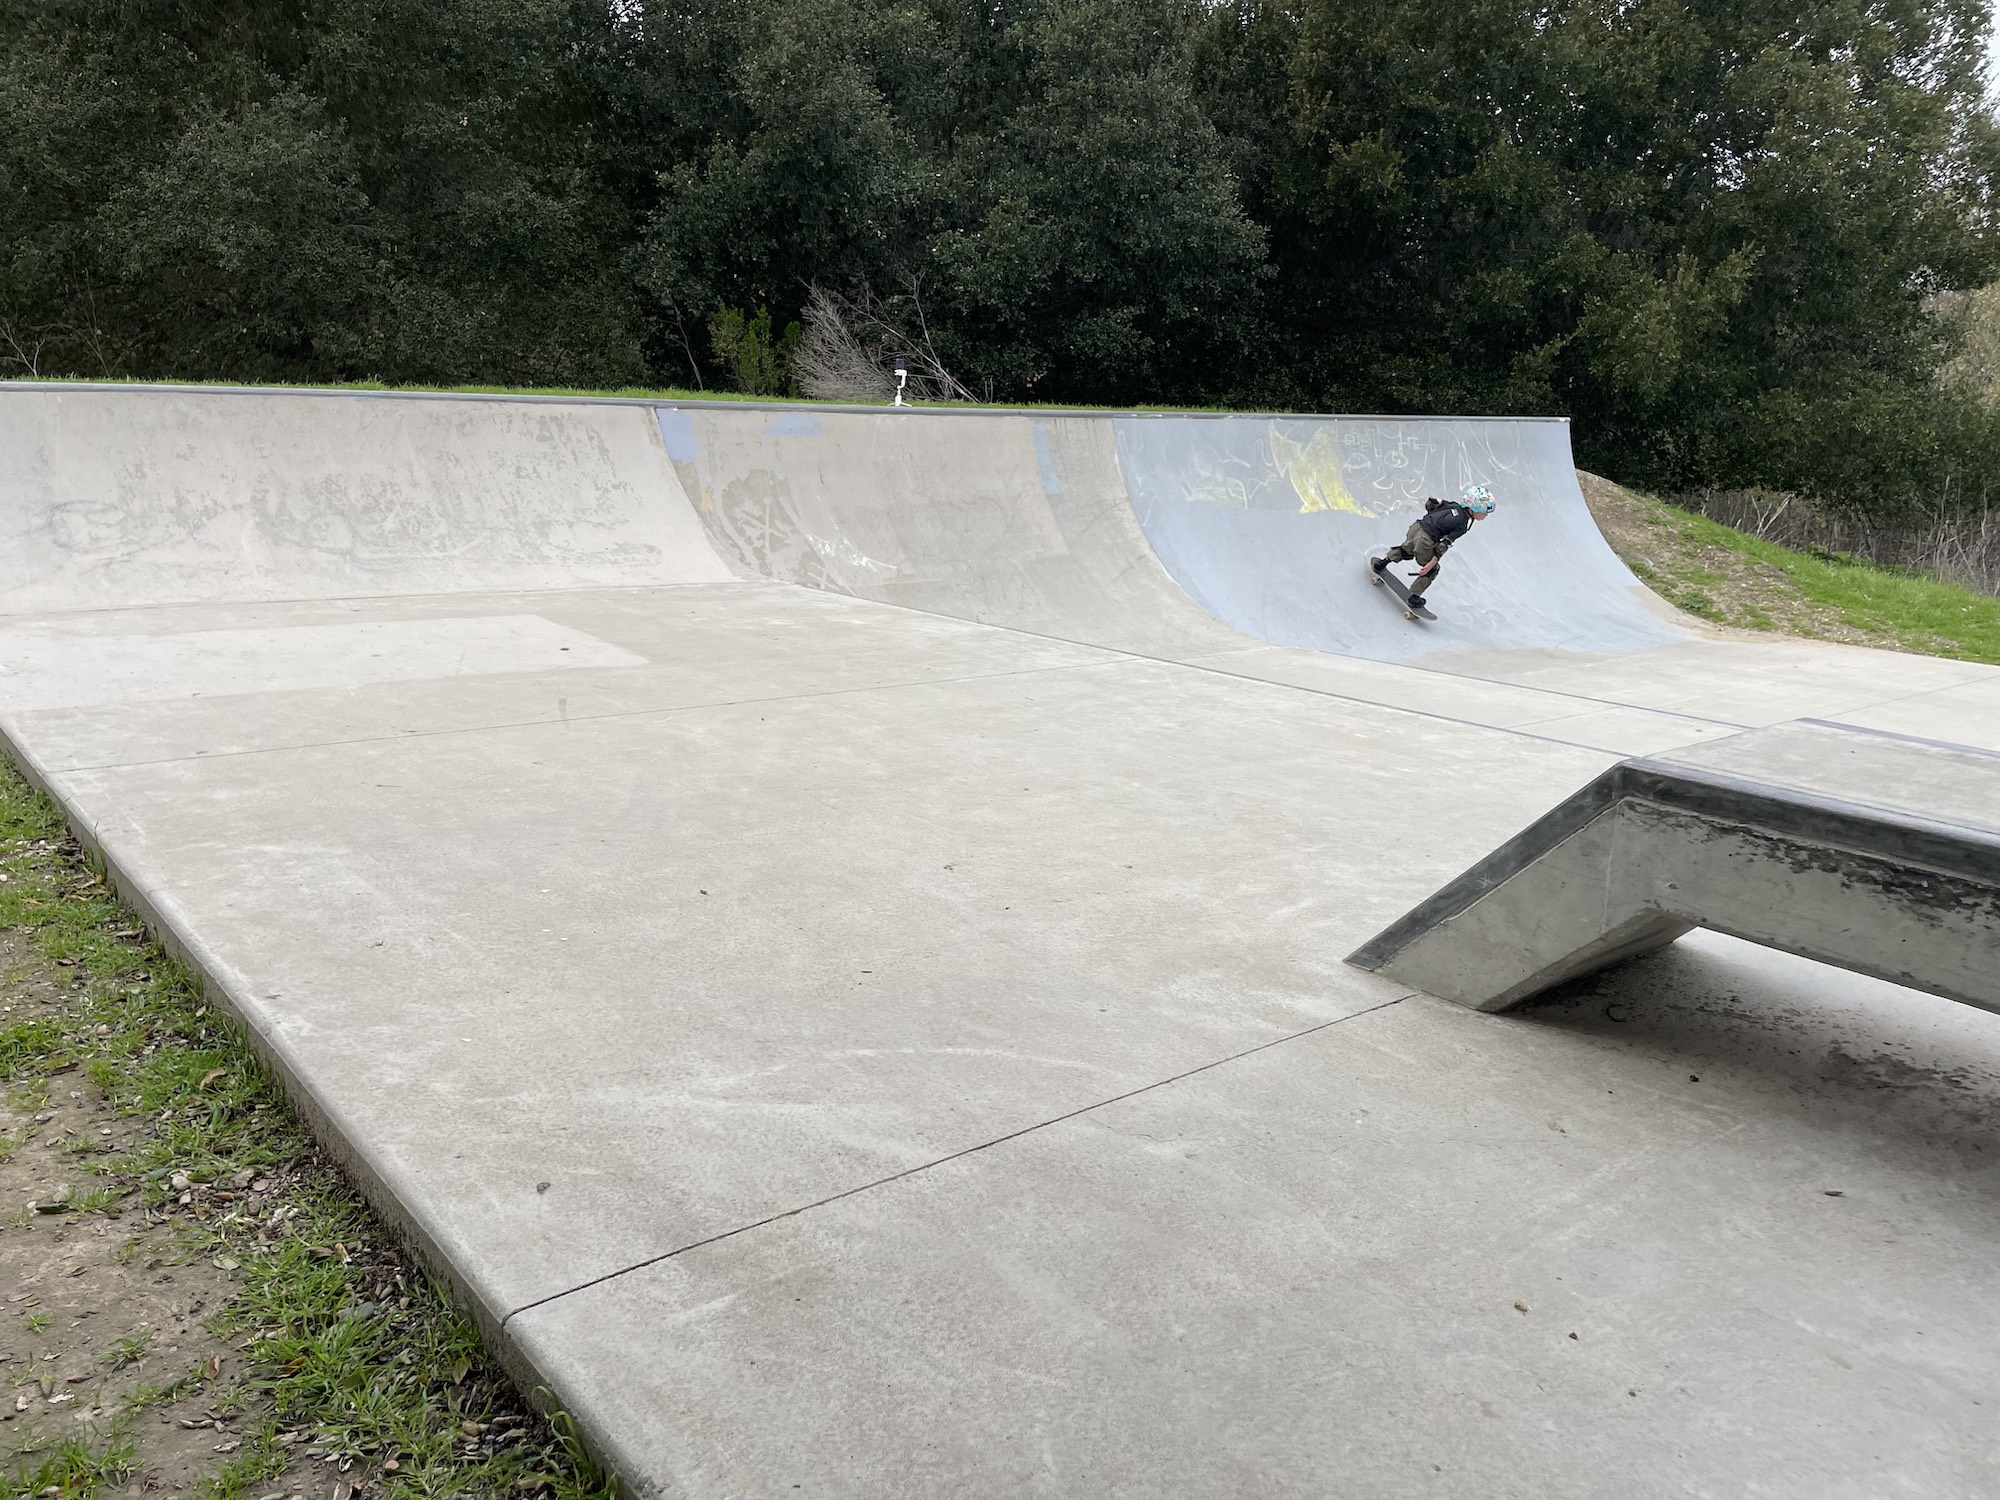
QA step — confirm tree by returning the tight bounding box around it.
[926,0,1268,403]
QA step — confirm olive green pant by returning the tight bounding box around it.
[1382,522,1440,596]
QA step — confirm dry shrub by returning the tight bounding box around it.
[1680,486,2000,597]
[795,282,976,405]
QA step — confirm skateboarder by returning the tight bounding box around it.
[1370,484,1496,608]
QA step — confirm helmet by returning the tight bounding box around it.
[1460,483,1496,515]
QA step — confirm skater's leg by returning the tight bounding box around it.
[1406,536,1440,596]
[1381,521,1427,565]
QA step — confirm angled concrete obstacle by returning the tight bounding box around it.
[1347,719,2000,1013]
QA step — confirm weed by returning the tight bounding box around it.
[104,1333,151,1371]
[0,1431,135,1500]
[23,1313,51,1333]
[65,1184,125,1214]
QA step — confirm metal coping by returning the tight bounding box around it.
[1346,753,2000,971]
[0,379,1573,426]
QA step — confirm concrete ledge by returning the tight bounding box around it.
[1347,720,2000,1012]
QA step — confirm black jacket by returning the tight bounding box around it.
[1418,500,1476,551]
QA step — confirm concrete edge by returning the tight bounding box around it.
[0,380,1574,427]
[1346,753,2000,974]
[0,720,613,1472]
[1615,760,2000,881]
[1344,767,1627,971]
[1795,716,2000,763]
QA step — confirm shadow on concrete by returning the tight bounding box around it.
[1515,931,2000,1152]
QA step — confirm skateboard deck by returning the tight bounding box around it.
[1368,560,1436,622]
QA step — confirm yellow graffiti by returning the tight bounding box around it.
[1272,426,1368,516]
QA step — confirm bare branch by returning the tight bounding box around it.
[795,284,892,402]
[0,317,48,378]
[794,281,975,405]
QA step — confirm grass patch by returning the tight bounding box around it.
[0,1431,136,1500]
[1582,473,2000,663]
[0,761,615,1500]
[0,372,1265,415]
[1685,513,2000,661]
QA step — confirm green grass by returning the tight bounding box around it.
[0,371,1263,415]
[1651,503,2000,663]
[102,1334,151,1372]
[0,763,616,1500]
[0,1431,136,1500]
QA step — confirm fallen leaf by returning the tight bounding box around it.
[451,1357,471,1386]
[198,1068,228,1091]
[1513,1300,1529,1314]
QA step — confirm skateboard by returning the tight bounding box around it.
[1368,559,1436,622]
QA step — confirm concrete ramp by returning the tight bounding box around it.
[0,387,733,612]
[1349,719,2000,1011]
[655,405,1689,663]
[656,406,1244,657]
[1115,414,1687,660]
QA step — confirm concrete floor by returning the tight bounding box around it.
[4,386,1999,1496]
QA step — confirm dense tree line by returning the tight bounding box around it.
[4,0,1998,512]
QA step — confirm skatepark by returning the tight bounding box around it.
[4,383,1999,1496]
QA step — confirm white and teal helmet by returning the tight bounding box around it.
[1460,483,1496,514]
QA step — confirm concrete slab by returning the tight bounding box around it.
[1660,716,2000,828]
[1188,645,1744,756]
[10,581,1617,1326]
[510,948,2000,1499]
[1806,673,2000,756]
[0,586,1113,772]
[1439,638,2000,747]
[0,613,646,711]
[6,385,2000,1497]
